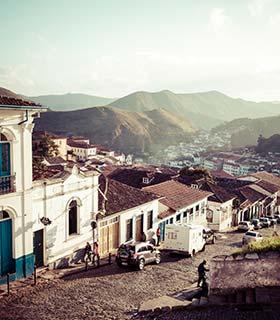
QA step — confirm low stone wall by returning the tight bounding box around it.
[210,251,280,296]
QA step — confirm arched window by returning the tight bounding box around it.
[0,210,10,220]
[68,200,78,235]
[0,133,11,177]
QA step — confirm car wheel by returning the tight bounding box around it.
[138,258,145,270]
[155,254,161,264]
[192,249,196,257]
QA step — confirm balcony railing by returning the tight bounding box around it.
[0,175,16,195]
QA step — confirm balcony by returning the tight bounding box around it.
[0,175,16,195]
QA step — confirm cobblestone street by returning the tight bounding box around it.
[0,227,279,320]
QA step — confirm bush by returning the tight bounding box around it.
[239,236,280,254]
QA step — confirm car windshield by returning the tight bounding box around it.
[245,232,256,236]
[119,244,135,254]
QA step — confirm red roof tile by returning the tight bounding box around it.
[99,176,160,215]
[143,180,212,211]
[251,172,280,188]
[0,95,41,107]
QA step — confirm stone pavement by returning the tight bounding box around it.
[138,283,204,314]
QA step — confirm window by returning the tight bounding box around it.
[176,214,181,222]
[142,177,149,184]
[170,217,174,224]
[126,218,133,241]
[190,208,194,215]
[0,211,9,220]
[68,200,78,235]
[147,210,153,230]
[0,133,11,177]
[183,211,187,218]
[196,205,200,212]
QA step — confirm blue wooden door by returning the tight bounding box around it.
[0,143,11,177]
[0,219,13,276]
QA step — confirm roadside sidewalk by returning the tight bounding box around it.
[0,255,113,297]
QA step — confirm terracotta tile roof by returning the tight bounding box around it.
[235,185,266,204]
[67,141,96,149]
[200,182,235,203]
[98,176,160,215]
[158,208,176,219]
[0,95,40,107]
[211,170,234,179]
[251,172,280,188]
[255,180,279,194]
[44,156,67,165]
[143,180,212,211]
[108,167,175,189]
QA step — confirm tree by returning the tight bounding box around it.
[179,167,213,182]
[38,135,59,158]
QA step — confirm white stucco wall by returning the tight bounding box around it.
[118,199,159,244]
[0,109,37,262]
[208,199,234,231]
[32,171,99,264]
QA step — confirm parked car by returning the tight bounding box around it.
[116,242,161,270]
[242,231,263,245]
[203,227,216,244]
[238,221,254,232]
[265,216,277,226]
[251,218,262,230]
[259,217,271,228]
[274,213,280,224]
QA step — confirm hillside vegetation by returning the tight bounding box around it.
[214,115,280,148]
[109,90,280,128]
[34,106,195,154]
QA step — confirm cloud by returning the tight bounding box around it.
[209,8,229,33]
[269,12,280,27]
[248,0,270,17]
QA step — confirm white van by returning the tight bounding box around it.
[163,224,206,256]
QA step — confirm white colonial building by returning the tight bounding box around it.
[0,98,45,282]
[0,97,100,281]
[143,180,211,240]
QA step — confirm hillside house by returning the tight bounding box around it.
[143,180,211,240]
[97,176,160,256]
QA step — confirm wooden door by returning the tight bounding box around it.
[99,222,119,256]
[136,215,143,241]
[33,229,44,267]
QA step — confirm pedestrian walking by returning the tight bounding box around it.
[84,242,92,262]
[92,241,100,265]
[197,260,209,287]
[156,226,161,246]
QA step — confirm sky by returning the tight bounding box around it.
[0,0,280,101]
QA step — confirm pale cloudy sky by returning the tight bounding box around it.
[0,0,280,100]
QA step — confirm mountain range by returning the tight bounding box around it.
[26,93,115,111]
[213,115,280,148]
[1,86,280,153]
[34,107,195,154]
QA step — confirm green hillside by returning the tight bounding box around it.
[34,106,195,154]
[213,115,280,148]
[109,90,280,128]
